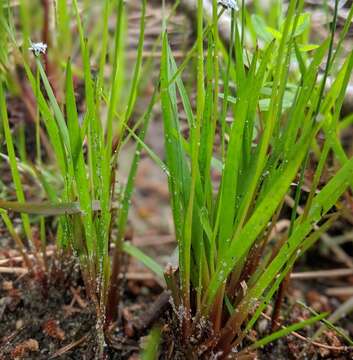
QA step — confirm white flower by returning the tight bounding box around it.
[218,0,239,11]
[29,42,47,56]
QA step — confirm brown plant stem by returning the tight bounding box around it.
[134,291,171,332]
[105,244,123,326]
[210,285,225,333]
[41,0,50,47]
[105,227,132,327]
[41,0,50,78]
[164,265,180,308]
[41,0,60,101]
[271,271,291,331]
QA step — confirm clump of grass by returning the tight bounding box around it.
[1,0,353,357]
[159,0,353,356]
[0,0,152,352]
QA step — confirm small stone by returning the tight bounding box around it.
[258,319,268,334]
[16,319,24,329]
[2,281,13,291]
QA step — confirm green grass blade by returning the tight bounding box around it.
[66,59,96,256]
[0,209,32,269]
[141,326,161,360]
[206,129,314,306]
[248,313,327,351]
[115,87,157,249]
[123,242,164,280]
[0,82,34,247]
[0,199,82,216]
[36,59,71,152]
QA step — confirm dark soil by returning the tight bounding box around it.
[1,264,353,360]
[257,300,353,360]
[0,258,162,360]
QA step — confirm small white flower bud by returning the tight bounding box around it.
[29,42,47,56]
[218,0,239,11]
